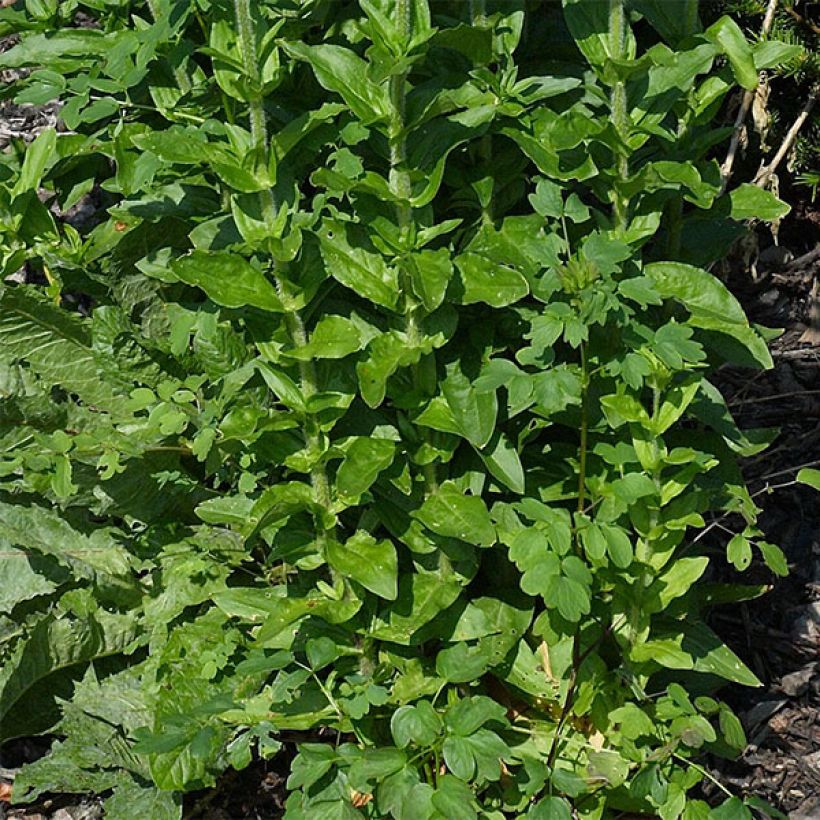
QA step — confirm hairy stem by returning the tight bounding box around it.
[232,0,266,148]
[233,0,336,555]
[609,0,630,230]
[147,0,192,95]
[391,0,438,495]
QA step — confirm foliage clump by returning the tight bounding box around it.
[0,1,800,817]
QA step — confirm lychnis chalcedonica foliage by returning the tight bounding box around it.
[0,0,801,817]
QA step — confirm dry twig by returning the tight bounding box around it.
[755,86,819,188]
[720,0,780,194]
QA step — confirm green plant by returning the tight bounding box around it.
[0,1,799,818]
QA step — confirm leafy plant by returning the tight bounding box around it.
[0,1,800,818]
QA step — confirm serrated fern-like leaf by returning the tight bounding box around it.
[0,285,127,413]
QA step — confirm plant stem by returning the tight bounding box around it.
[576,343,589,515]
[232,0,266,149]
[609,0,630,230]
[391,0,438,495]
[232,0,336,556]
[146,0,192,95]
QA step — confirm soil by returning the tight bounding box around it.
[1,30,819,820]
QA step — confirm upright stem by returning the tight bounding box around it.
[233,0,266,150]
[609,0,630,231]
[147,0,192,95]
[468,0,486,25]
[577,343,589,515]
[232,0,336,556]
[391,0,438,495]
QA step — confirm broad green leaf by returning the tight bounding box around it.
[170,251,283,312]
[442,361,498,449]
[328,532,398,600]
[194,496,254,526]
[0,545,60,614]
[357,331,423,408]
[562,0,635,69]
[651,557,709,610]
[652,380,700,434]
[414,483,495,546]
[408,248,452,312]
[431,776,477,820]
[13,128,57,197]
[436,642,492,683]
[455,252,529,308]
[479,432,525,494]
[0,503,135,596]
[528,795,573,819]
[643,262,772,368]
[705,16,758,90]
[630,0,700,44]
[289,315,364,360]
[0,29,111,68]
[0,286,126,413]
[318,220,399,310]
[797,468,820,491]
[336,438,396,499]
[283,43,390,124]
[370,571,463,644]
[728,184,790,221]
[727,534,752,571]
[0,611,141,741]
[391,702,441,748]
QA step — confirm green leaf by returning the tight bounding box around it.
[757,541,788,577]
[0,503,135,596]
[336,438,396,499]
[289,315,364,360]
[0,611,141,741]
[455,252,529,308]
[727,534,752,571]
[0,286,126,413]
[391,702,441,748]
[0,29,110,68]
[797,468,820,490]
[643,262,772,369]
[170,251,283,312]
[431,775,477,820]
[711,797,752,820]
[370,570,463,644]
[318,220,399,309]
[13,128,57,197]
[414,482,495,546]
[728,184,791,221]
[479,432,525,494]
[283,42,390,124]
[327,532,398,600]
[705,16,758,90]
[0,546,60,614]
[562,0,634,69]
[442,362,498,449]
[408,248,452,312]
[436,642,492,683]
[528,795,573,819]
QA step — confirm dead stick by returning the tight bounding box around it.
[720,0,780,194]
[755,87,819,187]
[784,3,820,36]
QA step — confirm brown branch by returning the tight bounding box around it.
[720,0,780,194]
[784,3,820,35]
[755,86,819,187]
